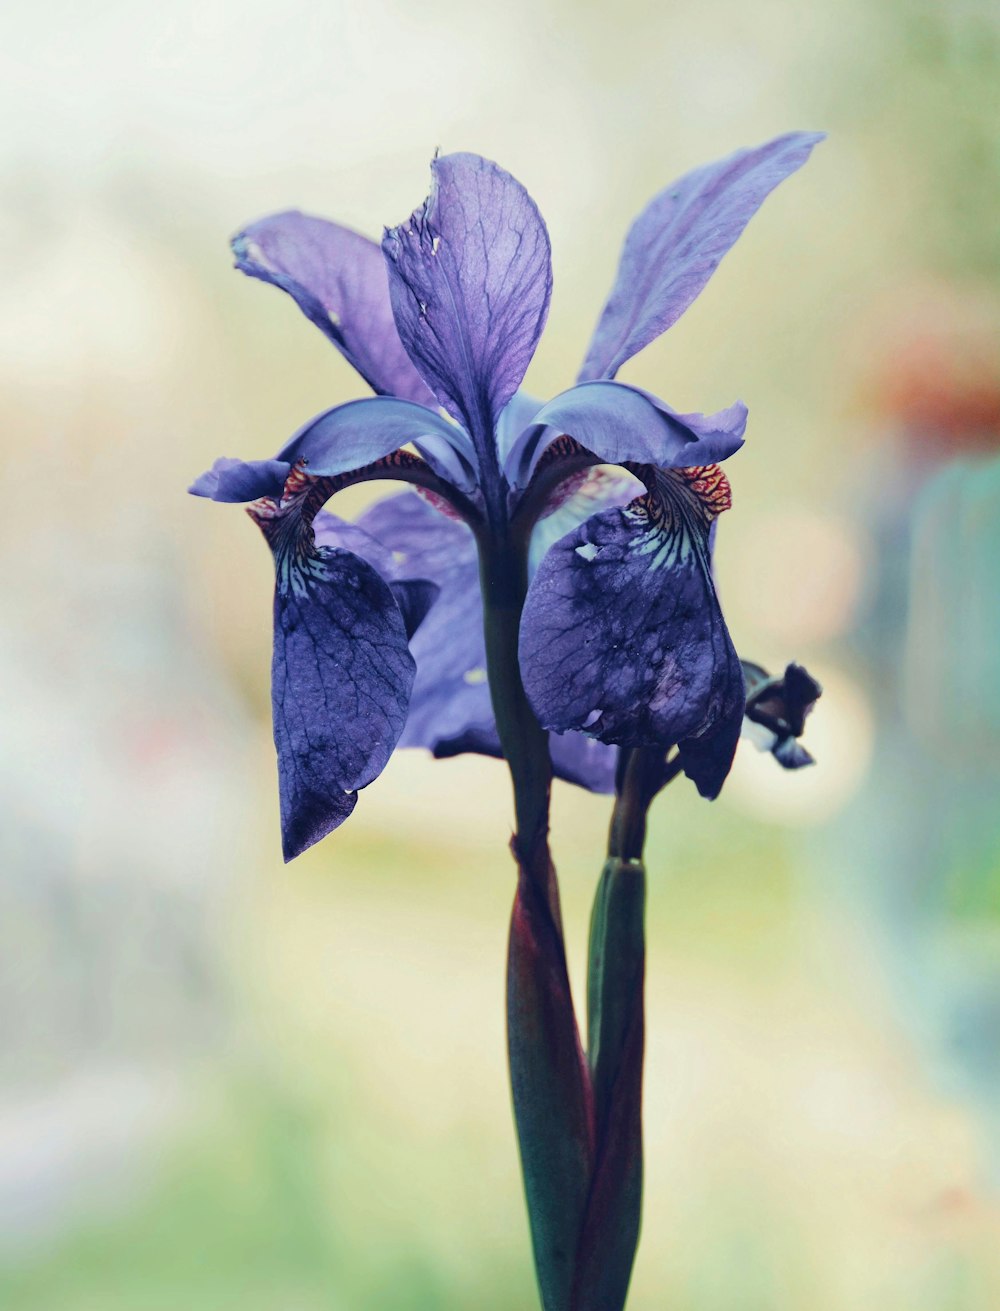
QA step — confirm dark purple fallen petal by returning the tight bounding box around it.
[508,381,746,490]
[519,465,745,798]
[580,132,825,381]
[233,210,436,406]
[773,738,814,768]
[382,154,552,464]
[250,470,415,860]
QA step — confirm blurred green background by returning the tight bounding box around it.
[3,0,1000,1306]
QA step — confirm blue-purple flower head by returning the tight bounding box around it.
[192,133,824,859]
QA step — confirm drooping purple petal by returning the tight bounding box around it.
[580,132,825,381]
[270,556,410,860]
[382,154,552,468]
[356,490,617,792]
[249,468,415,860]
[507,381,746,489]
[676,700,744,799]
[233,211,436,406]
[519,465,745,798]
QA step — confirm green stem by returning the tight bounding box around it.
[574,854,645,1311]
[481,527,594,1311]
[477,530,554,881]
[607,751,648,862]
[571,747,684,1310]
[608,748,682,862]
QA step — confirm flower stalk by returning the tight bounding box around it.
[478,529,596,1311]
[192,134,825,1311]
[478,533,553,872]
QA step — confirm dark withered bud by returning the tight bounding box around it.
[742,661,822,769]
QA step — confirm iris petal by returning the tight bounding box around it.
[233,211,436,406]
[580,132,825,381]
[191,398,478,510]
[189,456,291,503]
[433,726,617,795]
[276,396,477,484]
[528,464,643,577]
[313,513,440,642]
[356,491,492,751]
[508,380,746,489]
[519,465,744,798]
[250,468,416,860]
[382,154,552,470]
[497,390,544,474]
[356,491,617,792]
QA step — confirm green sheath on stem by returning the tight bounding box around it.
[508,869,596,1311]
[571,856,646,1311]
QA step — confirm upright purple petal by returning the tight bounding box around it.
[249,467,415,860]
[508,381,746,490]
[233,211,436,405]
[520,465,745,798]
[580,132,825,381]
[382,154,552,468]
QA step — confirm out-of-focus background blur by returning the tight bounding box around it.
[3,0,1000,1306]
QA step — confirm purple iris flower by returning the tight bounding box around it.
[192,134,823,859]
